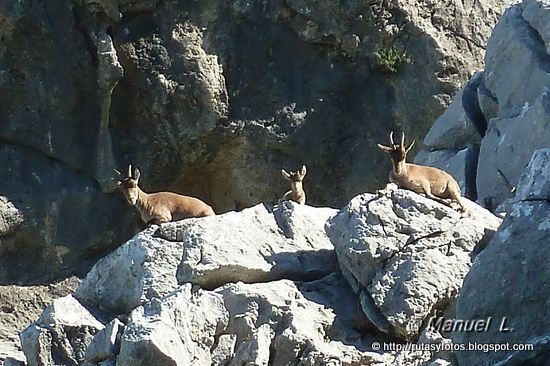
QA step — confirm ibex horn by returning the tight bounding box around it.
[128,164,132,177]
[113,169,122,176]
[401,132,405,147]
[389,131,395,145]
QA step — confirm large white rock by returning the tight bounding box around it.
[20,295,104,366]
[117,284,228,366]
[484,1,550,118]
[455,149,550,365]
[326,190,502,340]
[116,275,389,366]
[515,148,550,201]
[476,89,550,208]
[76,202,338,314]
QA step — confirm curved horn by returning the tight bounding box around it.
[128,164,132,177]
[401,132,405,147]
[389,131,395,145]
[113,169,122,176]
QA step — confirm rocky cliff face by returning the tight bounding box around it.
[17,197,501,366]
[415,0,550,212]
[0,0,507,284]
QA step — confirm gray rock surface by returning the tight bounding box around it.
[454,148,550,365]
[326,190,501,340]
[476,89,550,208]
[117,285,228,366]
[84,319,124,364]
[118,276,388,366]
[0,277,79,364]
[76,202,338,314]
[417,0,550,211]
[0,0,507,283]
[20,295,104,366]
[484,2,550,119]
[515,148,550,201]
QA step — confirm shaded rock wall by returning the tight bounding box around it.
[454,148,550,365]
[0,0,506,283]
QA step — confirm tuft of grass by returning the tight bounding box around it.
[374,46,413,74]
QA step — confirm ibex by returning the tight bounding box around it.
[279,165,307,205]
[114,165,215,225]
[377,132,467,213]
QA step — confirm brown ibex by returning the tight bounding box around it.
[377,132,467,213]
[279,165,307,205]
[114,165,215,225]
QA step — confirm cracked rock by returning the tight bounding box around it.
[76,202,337,314]
[476,89,550,209]
[326,190,501,340]
[116,275,388,365]
[20,295,104,366]
[455,149,550,365]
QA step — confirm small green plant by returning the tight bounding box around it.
[374,46,413,74]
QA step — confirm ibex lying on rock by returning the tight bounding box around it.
[279,165,307,205]
[378,132,467,213]
[114,165,215,225]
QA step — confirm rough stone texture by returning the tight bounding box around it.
[477,89,550,208]
[0,145,138,285]
[455,149,550,365]
[20,295,104,366]
[0,0,507,283]
[76,202,338,314]
[326,190,502,340]
[515,148,550,201]
[75,226,183,315]
[417,0,550,212]
[0,277,79,363]
[84,318,124,364]
[117,285,228,366]
[118,276,388,366]
[484,1,550,119]
[421,72,484,151]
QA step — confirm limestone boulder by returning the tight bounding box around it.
[76,202,338,314]
[476,89,550,209]
[117,275,389,366]
[326,190,502,340]
[454,148,550,365]
[20,295,104,366]
[484,1,550,119]
[117,285,228,366]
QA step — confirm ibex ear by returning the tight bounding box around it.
[377,143,392,152]
[133,168,141,180]
[300,165,307,177]
[281,169,290,180]
[405,140,415,153]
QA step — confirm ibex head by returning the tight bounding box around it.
[114,164,141,206]
[377,131,415,163]
[282,165,307,183]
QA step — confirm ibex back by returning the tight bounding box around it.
[114,165,215,225]
[378,132,467,213]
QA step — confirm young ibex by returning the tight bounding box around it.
[377,132,467,213]
[114,165,215,225]
[279,165,307,205]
